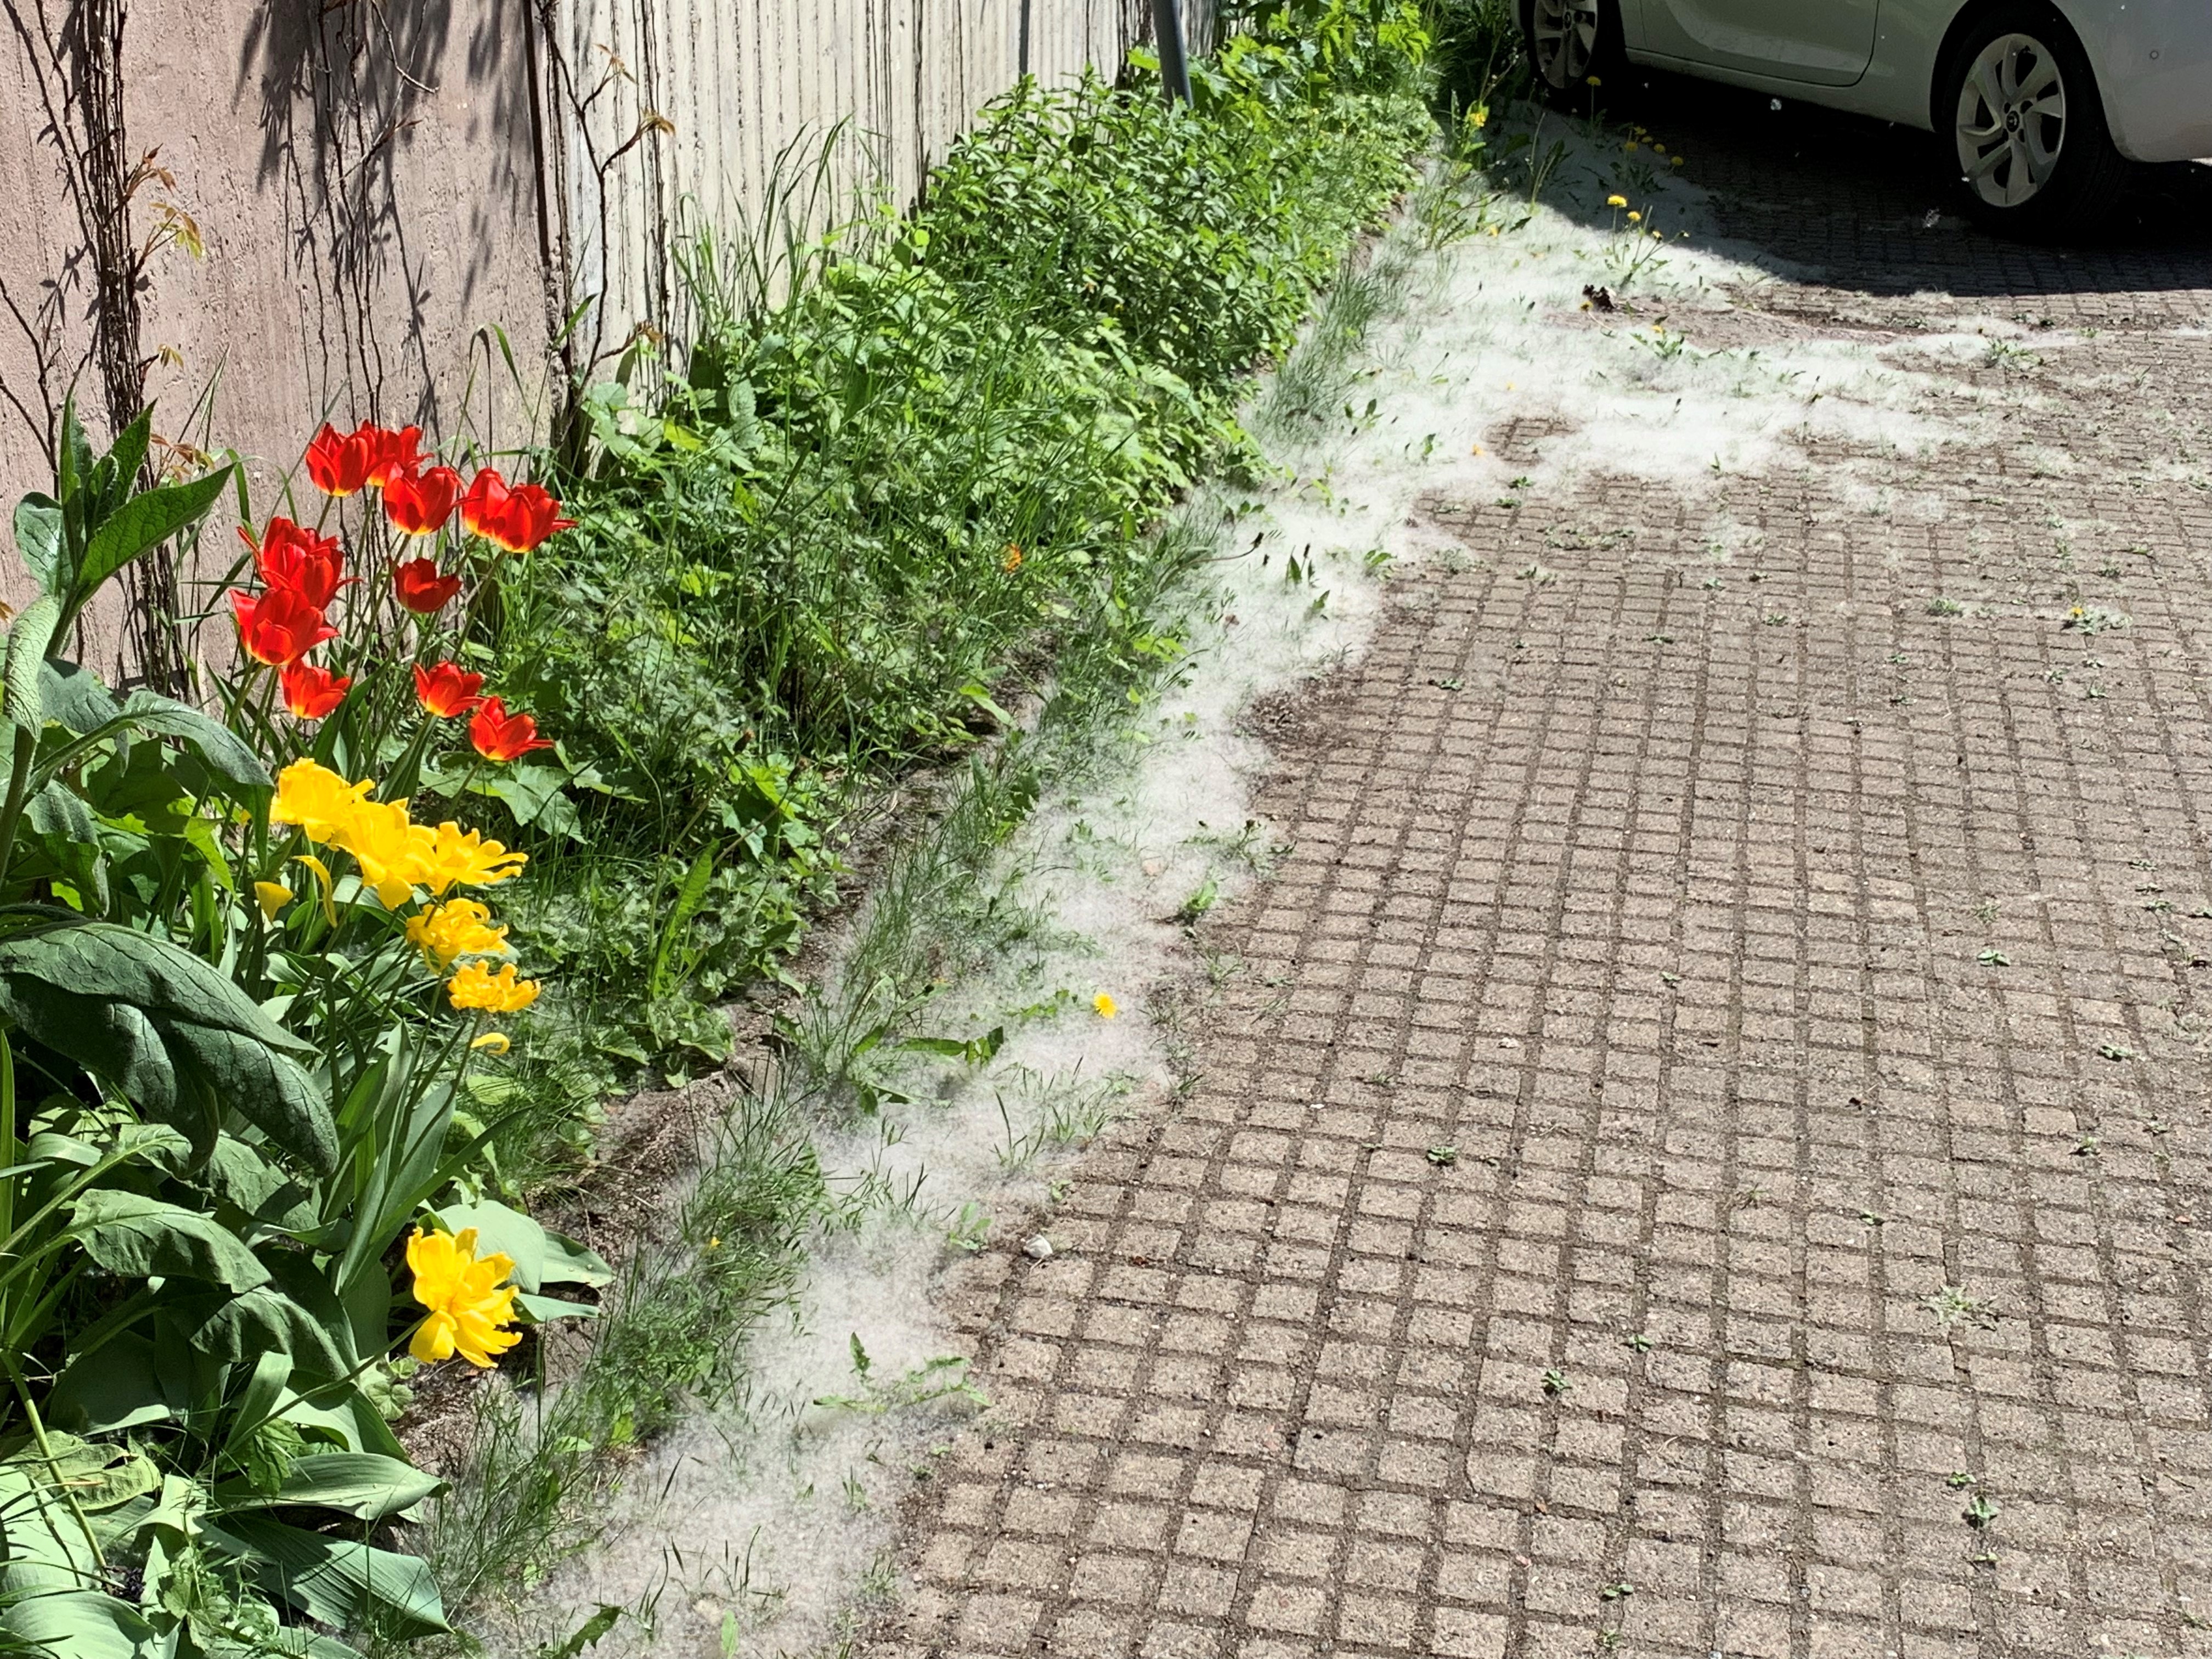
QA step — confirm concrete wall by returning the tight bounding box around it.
[0,0,1187,680]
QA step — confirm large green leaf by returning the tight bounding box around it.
[69,1190,269,1291]
[215,1453,442,1522]
[76,465,232,600]
[432,1199,612,1294]
[186,1280,352,1381]
[10,496,66,599]
[112,690,272,797]
[204,1514,449,1636]
[0,924,302,1050]
[48,1331,180,1436]
[4,595,60,733]
[0,924,334,1173]
[164,1023,334,1177]
[38,659,120,735]
[0,1589,156,1659]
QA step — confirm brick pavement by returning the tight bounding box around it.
[873,87,2212,1659]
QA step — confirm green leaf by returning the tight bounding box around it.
[4,594,61,732]
[204,1514,449,1635]
[114,689,274,796]
[11,495,66,597]
[0,923,303,1051]
[38,659,119,735]
[76,465,232,600]
[0,1588,158,1659]
[215,1452,443,1521]
[69,1190,270,1291]
[430,1199,611,1293]
[187,1267,354,1381]
[97,408,152,517]
[0,923,334,1172]
[48,1331,180,1436]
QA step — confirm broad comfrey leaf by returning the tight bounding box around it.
[76,464,233,600]
[114,689,273,797]
[69,1190,270,1292]
[11,494,67,597]
[0,923,335,1173]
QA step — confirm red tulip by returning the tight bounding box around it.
[469,696,552,761]
[460,468,577,554]
[414,661,487,719]
[384,465,464,535]
[362,424,425,488]
[304,422,373,496]
[281,661,352,720]
[232,587,338,667]
[242,516,349,608]
[393,558,464,614]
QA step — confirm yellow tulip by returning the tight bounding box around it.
[448,960,541,1014]
[470,1031,512,1056]
[254,881,292,922]
[408,898,510,966]
[270,759,375,844]
[419,822,527,894]
[406,1227,521,1368]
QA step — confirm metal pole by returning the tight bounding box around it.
[1152,0,1193,104]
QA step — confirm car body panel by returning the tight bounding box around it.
[1633,0,1880,86]
[1616,0,2212,162]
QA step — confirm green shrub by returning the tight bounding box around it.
[492,26,1433,1088]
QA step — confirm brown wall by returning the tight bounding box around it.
[0,0,1185,681]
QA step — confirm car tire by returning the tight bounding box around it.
[1939,3,2129,239]
[1520,0,1624,109]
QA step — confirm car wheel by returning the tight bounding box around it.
[1940,4,2129,239]
[1522,0,1622,107]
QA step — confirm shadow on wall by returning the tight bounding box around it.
[1548,69,2212,299]
[232,0,538,433]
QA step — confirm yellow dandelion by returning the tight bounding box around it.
[1606,194,1628,210]
[1585,75,1601,86]
[406,1227,521,1368]
[449,959,541,1014]
[1093,993,1118,1019]
[1672,156,1685,167]
[1003,544,1024,572]
[254,881,293,922]
[1628,211,1643,223]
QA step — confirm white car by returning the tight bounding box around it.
[1522,0,2212,235]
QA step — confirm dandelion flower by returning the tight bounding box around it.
[408,898,510,966]
[406,1227,521,1368]
[1093,993,1118,1019]
[449,960,541,1014]
[1586,74,1602,86]
[1672,156,1685,167]
[1003,544,1024,572]
[1628,211,1643,223]
[1606,194,1628,209]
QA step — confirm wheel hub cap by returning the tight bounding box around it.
[1955,33,2066,209]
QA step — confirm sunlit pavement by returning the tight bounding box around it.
[874,87,2212,1659]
